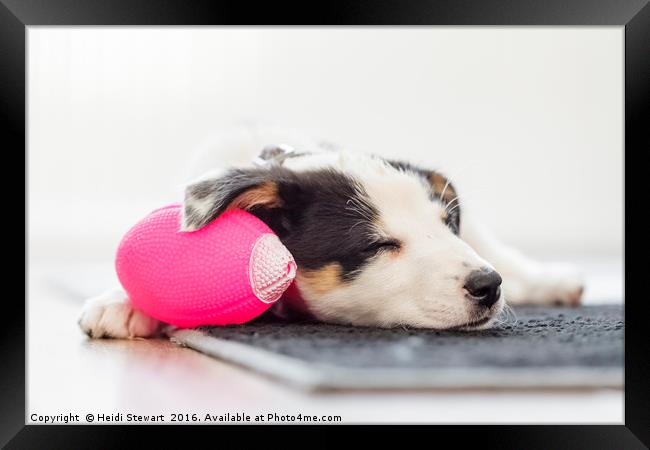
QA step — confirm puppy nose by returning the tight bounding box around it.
[464,268,502,308]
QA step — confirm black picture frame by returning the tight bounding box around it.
[4,0,647,447]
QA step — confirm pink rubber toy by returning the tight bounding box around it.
[115,204,296,327]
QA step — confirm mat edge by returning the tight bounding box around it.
[169,328,623,391]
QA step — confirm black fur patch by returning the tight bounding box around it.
[184,157,459,283]
[184,166,391,281]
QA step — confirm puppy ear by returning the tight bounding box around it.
[426,171,457,205]
[181,167,285,231]
[384,159,457,204]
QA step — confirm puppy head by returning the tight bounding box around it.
[182,152,503,330]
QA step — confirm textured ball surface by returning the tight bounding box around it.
[115,204,296,327]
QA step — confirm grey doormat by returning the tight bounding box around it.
[169,305,623,390]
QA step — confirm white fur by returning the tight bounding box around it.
[184,125,333,182]
[460,216,584,306]
[78,287,160,339]
[79,127,583,339]
[292,155,504,329]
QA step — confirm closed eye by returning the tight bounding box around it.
[362,238,401,255]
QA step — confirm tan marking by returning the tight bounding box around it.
[230,181,281,210]
[429,172,457,204]
[296,263,344,295]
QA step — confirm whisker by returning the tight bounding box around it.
[444,195,461,210]
[446,203,462,215]
[345,196,374,221]
[495,302,517,327]
[347,220,367,234]
[439,177,452,201]
[503,302,518,324]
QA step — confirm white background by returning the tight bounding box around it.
[28,27,623,265]
[27,27,624,424]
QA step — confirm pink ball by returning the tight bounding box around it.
[115,204,296,327]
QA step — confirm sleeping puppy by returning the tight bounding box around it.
[79,131,584,338]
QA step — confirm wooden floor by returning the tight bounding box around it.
[27,261,623,424]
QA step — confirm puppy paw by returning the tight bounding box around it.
[78,288,160,339]
[503,263,584,306]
